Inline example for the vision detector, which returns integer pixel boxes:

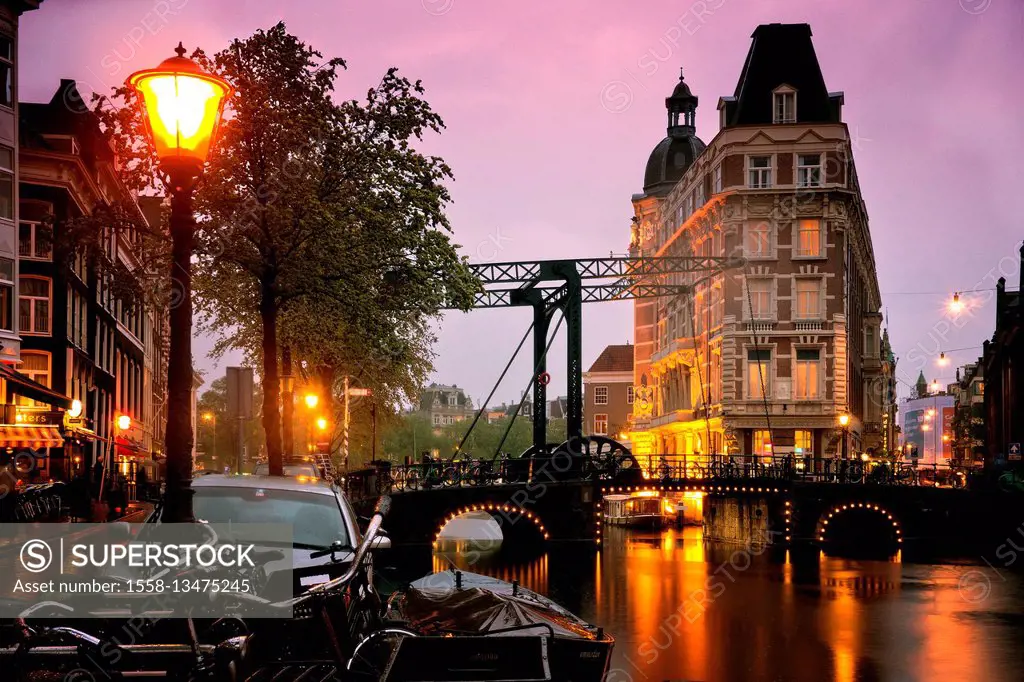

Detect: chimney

[1019,241,1024,291]
[997,277,1006,323]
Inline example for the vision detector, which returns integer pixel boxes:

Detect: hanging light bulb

[930,378,941,394]
[949,292,963,314]
[937,352,948,366]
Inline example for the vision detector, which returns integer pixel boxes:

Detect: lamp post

[128,44,231,523]
[838,413,850,460]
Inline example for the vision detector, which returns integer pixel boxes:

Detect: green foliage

[195,377,266,471]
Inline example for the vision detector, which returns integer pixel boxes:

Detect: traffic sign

[347,388,372,397]
[1010,443,1021,461]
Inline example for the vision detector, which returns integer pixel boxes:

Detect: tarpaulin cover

[396,570,599,640]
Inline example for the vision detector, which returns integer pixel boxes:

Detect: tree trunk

[281,345,294,457]
[260,281,283,476]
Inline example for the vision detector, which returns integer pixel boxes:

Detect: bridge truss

[458,255,743,454]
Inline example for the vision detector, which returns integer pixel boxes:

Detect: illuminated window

[773,89,795,124]
[748,156,772,189]
[593,414,608,435]
[746,279,772,320]
[18,352,51,408]
[794,279,821,319]
[797,154,822,188]
[796,219,821,257]
[19,276,51,335]
[795,430,813,455]
[594,386,608,405]
[0,257,12,331]
[747,349,771,399]
[795,349,820,399]
[745,222,772,258]
[753,430,773,456]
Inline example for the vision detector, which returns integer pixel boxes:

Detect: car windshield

[193,486,349,550]
[252,463,319,478]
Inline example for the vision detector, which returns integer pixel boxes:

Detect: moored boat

[378,569,613,681]
[603,493,664,529]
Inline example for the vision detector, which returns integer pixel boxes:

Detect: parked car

[251,461,322,479]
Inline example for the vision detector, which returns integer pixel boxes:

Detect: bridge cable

[744,267,775,456]
[495,309,566,457]
[452,320,537,461]
[689,276,713,461]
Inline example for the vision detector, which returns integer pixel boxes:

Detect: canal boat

[377,569,614,681]
[603,493,664,529]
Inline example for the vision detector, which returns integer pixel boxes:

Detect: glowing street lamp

[304,393,319,409]
[316,417,329,432]
[949,292,963,314]
[68,399,83,419]
[838,413,850,460]
[128,44,231,523]
[937,352,948,366]
[117,414,132,432]
[930,378,941,394]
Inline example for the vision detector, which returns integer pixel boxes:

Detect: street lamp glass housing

[117,414,132,431]
[69,399,83,418]
[950,292,963,314]
[127,44,231,176]
[316,417,328,431]
[838,414,850,427]
[305,394,319,409]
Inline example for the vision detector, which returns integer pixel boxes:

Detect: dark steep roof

[722,23,840,127]
[587,345,634,374]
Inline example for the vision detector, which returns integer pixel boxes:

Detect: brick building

[629,24,884,463]
[981,245,1024,468]
[583,344,633,438]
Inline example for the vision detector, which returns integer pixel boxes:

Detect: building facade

[417,383,475,426]
[981,247,1024,468]
[901,394,955,467]
[950,361,984,466]
[628,24,884,464]
[583,344,633,438]
[17,79,167,489]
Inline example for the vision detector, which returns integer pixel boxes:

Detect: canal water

[382,517,1024,682]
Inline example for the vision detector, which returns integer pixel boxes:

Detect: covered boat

[379,569,613,681]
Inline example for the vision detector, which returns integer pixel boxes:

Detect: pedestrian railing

[342,454,971,501]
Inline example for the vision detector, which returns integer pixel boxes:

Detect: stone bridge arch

[815,500,903,554]
[432,502,550,549]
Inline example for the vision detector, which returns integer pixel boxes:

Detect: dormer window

[772,85,796,124]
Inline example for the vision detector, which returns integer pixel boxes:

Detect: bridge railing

[341,455,965,500]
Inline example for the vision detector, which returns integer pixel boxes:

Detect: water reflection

[403,524,1024,682]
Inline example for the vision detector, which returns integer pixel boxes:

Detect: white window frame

[794,430,813,455]
[0,256,12,332]
[695,182,705,208]
[753,429,773,456]
[772,86,796,124]
[713,164,723,194]
[745,278,773,321]
[594,386,608,405]
[19,221,53,261]
[745,221,773,259]
[747,155,772,189]
[19,276,52,336]
[793,277,823,320]
[794,347,822,400]
[447,393,457,407]
[593,413,609,436]
[794,218,823,258]
[627,385,634,404]
[746,349,772,400]
[0,145,12,221]
[797,153,823,188]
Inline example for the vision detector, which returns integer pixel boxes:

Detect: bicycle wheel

[442,467,459,487]
[405,469,421,490]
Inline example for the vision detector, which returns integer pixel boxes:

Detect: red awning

[0,425,64,449]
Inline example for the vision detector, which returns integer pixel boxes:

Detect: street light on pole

[128,44,231,523]
[838,413,850,460]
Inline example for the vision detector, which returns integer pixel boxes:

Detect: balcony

[793,320,824,332]
[744,320,776,333]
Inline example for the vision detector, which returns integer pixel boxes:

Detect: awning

[0,364,72,409]
[0,425,65,449]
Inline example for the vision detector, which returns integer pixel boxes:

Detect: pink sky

[20,0,1024,406]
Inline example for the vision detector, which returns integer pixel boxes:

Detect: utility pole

[371,400,377,463]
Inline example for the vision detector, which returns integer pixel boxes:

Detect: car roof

[192,474,337,496]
